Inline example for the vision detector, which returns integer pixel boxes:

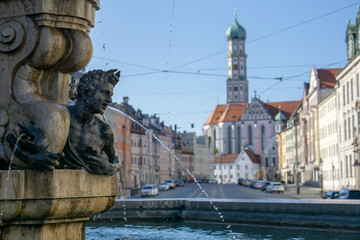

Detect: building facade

[214,149,260,184]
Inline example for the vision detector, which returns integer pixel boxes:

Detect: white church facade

[204,15,299,180]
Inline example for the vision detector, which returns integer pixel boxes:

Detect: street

[131,183,321,200]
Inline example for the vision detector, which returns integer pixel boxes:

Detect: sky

[88,0,360,135]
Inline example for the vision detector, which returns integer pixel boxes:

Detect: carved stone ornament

[0,0,100,171]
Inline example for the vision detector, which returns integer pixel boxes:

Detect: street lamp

[320,158,323,195]
[332,163,335,190]
[220,153,223,184]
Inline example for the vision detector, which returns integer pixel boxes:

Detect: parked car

[159,182,170,191]
[209,179,217,184]
[325,190,339,199]
[176,180,185,187]
[141,184,159,197]
[244,179,252,187]
[238,178,245,185]
[337,188,360,199]
[261,181,271,191]
[164,179,176,189]
[254,180,265,189]
[266,182,284,193]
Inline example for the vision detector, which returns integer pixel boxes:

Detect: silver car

[159,182,170,191]
[141,184,159,197]
[266,182,284,193]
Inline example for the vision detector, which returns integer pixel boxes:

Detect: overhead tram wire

[259,59,347,94]
[92,56,162,72]
[92,3,355,80]
[164,2,360,71]
[247,2,360,44]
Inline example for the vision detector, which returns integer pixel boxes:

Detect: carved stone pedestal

[0,170,119,240]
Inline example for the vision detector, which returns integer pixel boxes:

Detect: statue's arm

[104,128,118,162]
[81,126,120,175]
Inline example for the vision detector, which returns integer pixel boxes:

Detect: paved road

[131,183,321,200]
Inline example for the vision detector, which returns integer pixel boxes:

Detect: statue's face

[87,81,114,114]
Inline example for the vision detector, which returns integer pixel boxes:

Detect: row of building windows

[214,173,248,179]
[264,157,276,167]
[340,154,355,179]
[131,139,145,147]
[131,156,146,165]
[341,74,360,106]
[228,41,244,54]
[323,169,338,181]
[218,124,266,154]
[214,164,249,170]
[319,121,337,139]
[343,115,355,141]
[320,144,338,159]
[319,98,336,117]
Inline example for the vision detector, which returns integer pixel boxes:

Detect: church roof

[226,17,246,40]
[317,68,341,88]
[204,104,247,125]
[205,101,300,126]
[265,101,301,120]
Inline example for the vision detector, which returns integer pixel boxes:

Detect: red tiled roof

[204,105,227,125]
[265,101,301,119]
[317,68,341,88]
[204,104,247,125]
[289,101,302,120]
[244,149,261,164]
[214,154,238,164]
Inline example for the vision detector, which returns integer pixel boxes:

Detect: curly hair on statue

[76,69,120,101]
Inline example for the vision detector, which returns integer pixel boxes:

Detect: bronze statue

[60,69,121,175]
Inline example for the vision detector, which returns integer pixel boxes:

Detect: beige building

[298,67,340,187]
[179,132,214,180]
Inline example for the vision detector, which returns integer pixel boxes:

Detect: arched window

[261,125,266,150]
[237,126,241,153]
[228,126,232,153]
[272,157,276,167]
[265,157,268,167]
[248,125,252,145]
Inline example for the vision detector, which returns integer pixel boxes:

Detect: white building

[214,149,260,184]
[298,66,341,187]
[318,92,339,191]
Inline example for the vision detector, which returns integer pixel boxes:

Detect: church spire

[226,12,248,104]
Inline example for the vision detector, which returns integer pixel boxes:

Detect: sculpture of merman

[60,69,121,175]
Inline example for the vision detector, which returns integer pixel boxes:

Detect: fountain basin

[99,198,360,230]
[0,169,119,240]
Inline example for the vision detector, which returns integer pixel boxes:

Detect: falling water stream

[0,133,26,222]
[108,106,236,239]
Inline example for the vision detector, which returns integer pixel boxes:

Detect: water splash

[119,179,128,226]
[1,133,25,222]
[108,107,229,226]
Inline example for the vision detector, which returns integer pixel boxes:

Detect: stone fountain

[0,1,120,239]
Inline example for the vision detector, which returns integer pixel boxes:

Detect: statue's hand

[80,153,120,175]
[6,132,62,170]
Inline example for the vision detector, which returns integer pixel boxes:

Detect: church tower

[226,13,248,104]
